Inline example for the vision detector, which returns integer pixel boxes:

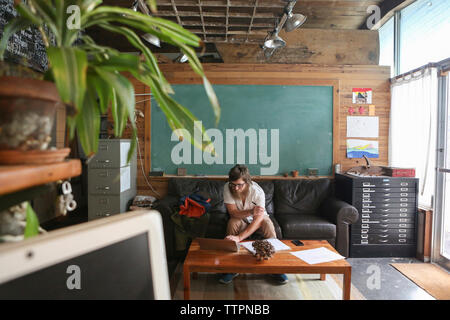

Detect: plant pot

[0,76,62,152]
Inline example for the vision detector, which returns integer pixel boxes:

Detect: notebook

[196,238,240,252]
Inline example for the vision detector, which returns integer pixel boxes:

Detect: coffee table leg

[343,270,351,300]
[183,265,190,300]
[320,274,326,281]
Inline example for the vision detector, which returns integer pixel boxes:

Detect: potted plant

[0,0,220,163]
[0,0,220,239]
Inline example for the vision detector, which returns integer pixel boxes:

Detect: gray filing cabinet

[88,139,137,220]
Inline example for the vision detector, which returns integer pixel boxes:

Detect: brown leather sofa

[155,178,358,275]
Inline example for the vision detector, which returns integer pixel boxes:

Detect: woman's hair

[228,164,252,184]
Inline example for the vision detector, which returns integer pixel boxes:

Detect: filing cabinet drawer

[358,217,415,224]
[352,233,415,241]
[88,167,133,195]
[359,212,415,219]
[356,192,415,199]
[353,222,415,229]
[352,237,416,245]
[88,195,121,220]
[356,201,416,209]
[356,187,415,193]
[360,207,416,214]
[88,139,134,169]
[353,178,417,188]
[352,227,415,234]
[357,197,416,205]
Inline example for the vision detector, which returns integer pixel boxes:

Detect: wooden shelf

[0,159,82,195]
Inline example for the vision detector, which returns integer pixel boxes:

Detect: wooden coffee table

[183,239,351,300]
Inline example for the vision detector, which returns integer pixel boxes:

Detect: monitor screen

[0,210,170,300]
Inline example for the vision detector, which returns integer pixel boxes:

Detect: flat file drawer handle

[361,235,368,239]
[379,239,389,243]
[384,193,391,196]
[400,198,408,202]
[400,193,408,197]
[383,188,391,191]
[363,182,374,187]
[361,229,368,234]
[96,159,111,163]
[399,229,407,233]
[362,224,369,228]
[401,182,409,186]
[400,208,407,212]
[381,214,389,217]
[363,188,374,192]
[361,241,369,244]
[362,214,370,218]
[380,229,389,233]
[96,186,110,190]
[381,219,389,222]
[400,213,407,217]
[362,219,370,223]
[362,209,372,213]
[380,224,389,227]
[400,203,408,207]
[363,193,370,198]
[401,188,408,191]
[382,209,390,212]
[399,234,407,238]
[399,239,406,243]
[399,224,407,227]
[379,234,389,238]
[400,219,408,222]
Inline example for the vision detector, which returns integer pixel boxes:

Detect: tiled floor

[347,257,435,300]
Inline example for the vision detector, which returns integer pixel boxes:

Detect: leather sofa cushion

[276,214,336,239]
[254,180,274,215]
[197,180,227,213]
[168,178,202,197]
[274,179,331,215]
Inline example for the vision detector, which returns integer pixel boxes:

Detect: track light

[263,32,286,50]
[142,33,160,47]
[174,54,188,63]
[284,12,307,32]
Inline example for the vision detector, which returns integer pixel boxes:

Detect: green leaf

[0,16,33,60]
[76,89,101,157]
[24,202,39,239]
[47,46,87,111]
[93,67,135,138]
[146,0,158,13]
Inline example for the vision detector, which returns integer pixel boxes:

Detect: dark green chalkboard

[151,84,333,176]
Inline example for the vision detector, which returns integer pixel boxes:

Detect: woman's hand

[225,235,241,243]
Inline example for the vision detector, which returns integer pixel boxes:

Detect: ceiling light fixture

[262,0,306,58]
[284,12,307,32]
[142,33,161,47]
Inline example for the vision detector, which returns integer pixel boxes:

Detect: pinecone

[252,240,275,261]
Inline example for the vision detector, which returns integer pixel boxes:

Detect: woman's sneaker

[270,274,289,285]
[219,273,239,284]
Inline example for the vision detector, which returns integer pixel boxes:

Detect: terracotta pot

[292,170,299,177]
[0,76,62,151]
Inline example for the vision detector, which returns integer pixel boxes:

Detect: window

[379,17,395,77]
[399,0,450,73]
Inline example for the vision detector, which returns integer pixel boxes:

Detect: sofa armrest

[319,197,359,257]
[153,195,179,260]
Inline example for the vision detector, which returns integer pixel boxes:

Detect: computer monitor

[0,210,170,300]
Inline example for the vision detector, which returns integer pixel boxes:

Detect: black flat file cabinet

[335,173,419,258]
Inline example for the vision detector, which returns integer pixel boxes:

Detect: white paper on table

[290,247,345,265]
[346,116,379,138]
[241,238,291,255]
